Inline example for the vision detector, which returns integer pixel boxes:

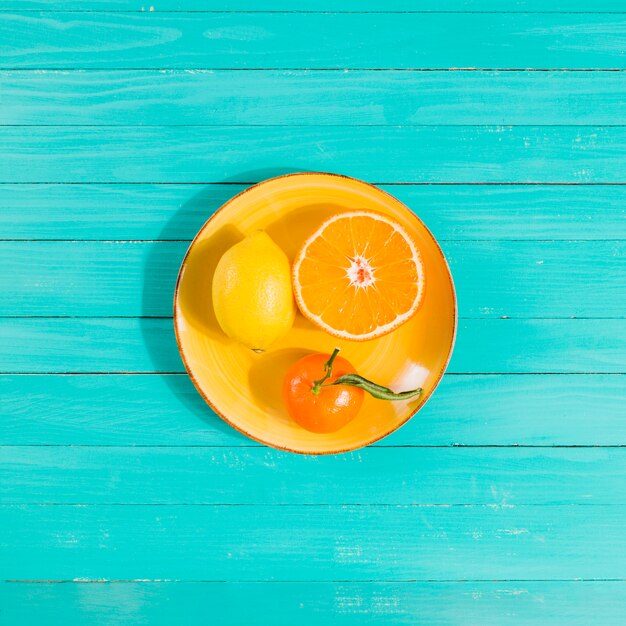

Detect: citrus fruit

[212,231,295,351]
[282,348,422,433]
[282,350,364,433]
[292,211,425,341]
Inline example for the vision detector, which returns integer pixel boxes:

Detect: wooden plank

[2,2,626,12]
[0,318,182,373]
[2,13,626,69]
[2,374,623,446]
[3,446,626,504]
[3,70,626,126]
[1,126,625,183]
[455,319,626,373]
[0,318,623,374]
[2,184,625,242]
[445,240,625,318]
[1,241,623,317]
[2,504,625,580]
[2,581,626,626]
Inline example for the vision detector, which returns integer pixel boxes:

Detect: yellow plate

[174,173,456,454]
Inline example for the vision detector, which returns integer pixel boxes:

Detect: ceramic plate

[174,173,456,454]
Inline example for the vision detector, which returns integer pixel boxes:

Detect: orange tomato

[282,351,364,433]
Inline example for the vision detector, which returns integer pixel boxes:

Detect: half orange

[292,210,425,341]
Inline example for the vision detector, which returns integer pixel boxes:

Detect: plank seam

[0,578,626,585]
[3,124,626,128]
[0,370,626,376]
[1,239,624,243]
[5,124,626,128]
[2,316,624,320]
[2,68,626,72]
[3,68,626,72]
[3,503,626,507]
[3,9,626,14]
[2,181,626,186]
[1,444,625,449]
[5,578,626,584]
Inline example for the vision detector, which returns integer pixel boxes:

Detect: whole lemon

[212,231,296,351]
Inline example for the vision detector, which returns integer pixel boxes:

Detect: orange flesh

[294,211,424,340]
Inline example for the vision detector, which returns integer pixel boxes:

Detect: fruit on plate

[292,210,425,341]
[282,348,422,433]
[212,231,296,352]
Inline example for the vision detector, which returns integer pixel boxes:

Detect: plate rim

[173,171,458,455]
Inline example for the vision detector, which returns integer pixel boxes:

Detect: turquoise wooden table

[1,2,625,624]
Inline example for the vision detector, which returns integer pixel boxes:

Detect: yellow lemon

[212,231,296,351]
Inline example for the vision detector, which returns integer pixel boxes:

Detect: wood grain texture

[3,70,626,126]
[3,446,626,505]
[3,1,626,11]
[2,13,626,69]
[2,374,623,446]
[2,184,625,241]
[2,1,625,617]
[2,581,626,626]
[2,240,623,317]
[1,318,623,374]
[2,504,626,580]
[2,126,625,183]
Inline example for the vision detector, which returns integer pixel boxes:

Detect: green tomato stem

[331,373,422,402]
[311,347,422,401]
[311,347,341,394]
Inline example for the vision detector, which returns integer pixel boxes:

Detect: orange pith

[292,210,425,341]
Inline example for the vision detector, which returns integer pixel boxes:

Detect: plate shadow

[140,167,298,440]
